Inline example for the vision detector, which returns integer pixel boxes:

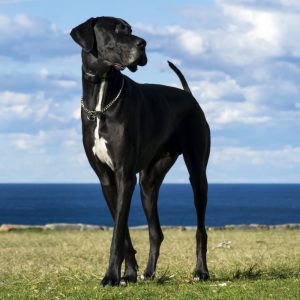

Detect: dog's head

[70,17,147,72]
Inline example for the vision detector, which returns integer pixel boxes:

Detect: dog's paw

[122,271,137,284]
[194,270,210,281]
[142,270,155,280]
[100,272,120,287]
[123,261,138,283]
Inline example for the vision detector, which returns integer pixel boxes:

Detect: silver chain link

[81,78,125,121]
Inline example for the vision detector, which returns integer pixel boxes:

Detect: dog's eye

[115,24,132,35]
[115,24,122,34]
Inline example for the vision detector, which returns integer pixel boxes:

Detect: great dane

[70,16,210,286]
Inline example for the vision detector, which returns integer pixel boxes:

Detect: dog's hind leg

[182,118,210,280]
[186,167,209,280]
[139,154,178,279]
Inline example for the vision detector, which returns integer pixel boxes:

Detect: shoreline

[0,223,299,232]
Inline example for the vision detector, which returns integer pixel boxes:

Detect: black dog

[70,17,210,286]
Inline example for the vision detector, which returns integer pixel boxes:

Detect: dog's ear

[70,18,96,52]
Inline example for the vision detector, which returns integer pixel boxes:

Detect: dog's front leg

[101,172,137,287]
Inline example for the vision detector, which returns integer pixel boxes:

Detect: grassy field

[0,228,299,299]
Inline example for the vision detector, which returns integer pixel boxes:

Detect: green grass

[0,228,299,299]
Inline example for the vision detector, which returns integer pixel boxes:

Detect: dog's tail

[168,61,192,94]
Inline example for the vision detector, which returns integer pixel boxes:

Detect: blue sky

[0,0,299,183]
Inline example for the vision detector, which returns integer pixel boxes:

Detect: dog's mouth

[103,50,147,73]
[114,62,137,72]
[113,62,138,72]
[113,63,126,71]
[126,53,148,72]
[100,35,148,72]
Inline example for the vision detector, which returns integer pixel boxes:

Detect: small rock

[218,282,227,287]
[214,240,232,249]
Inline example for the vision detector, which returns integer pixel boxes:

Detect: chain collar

[81,77,125,121]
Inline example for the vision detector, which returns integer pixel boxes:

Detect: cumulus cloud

[0,89,80,133]
[0,69,80,96]
[165,145,300,183]
[0,14,76,61]
[0,0,28,3]
[135,24,210,59]
[12,131,48,153]
[218,1,300,60]
[0,91,49,120]
[0,129,93,182]
[138,1,300,65]
[9,129,81,153]
[0,4,299,183]
[206,145,300,182]
[204,100,271,126]
[211,146,300,167]
[217,0,300,10]
[136,0,300,132]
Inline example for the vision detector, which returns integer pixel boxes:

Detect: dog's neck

[81,50,124,109]
[81,57,124,112]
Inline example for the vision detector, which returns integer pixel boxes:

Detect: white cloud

[9,128,81,153]
[0,129,93,182]
[186,74,299,127]
[217,0,300,10]
[40,67,49,79]
[164,145,300,183]
[0,0,29,4]
[135,24,209,57]
[177,30,208,56]
[0,14,47,40]
[218,11,280,65]
[12,131,47,153]
[0,6,299,183]
[0,91,49,120]
[0,14,76,61]
[203,100,271,126]
[55,79,77,89]
[72,106,81,120]
[217,1,300,60]
[207,145,300,183]
[192,76,242,101]
[211,146,300,168]
[139,0,300,65]
[136,1,300,130]
[0,68,80,97]
[0,89,81,125]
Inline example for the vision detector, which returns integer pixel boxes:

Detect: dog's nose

[136,38,146,48]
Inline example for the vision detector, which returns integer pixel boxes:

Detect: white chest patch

[92,80,114,170]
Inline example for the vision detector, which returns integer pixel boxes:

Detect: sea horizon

[1,183,299,227]
[1,182,299,185]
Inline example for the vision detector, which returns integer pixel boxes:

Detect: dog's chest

[92,81,114,170]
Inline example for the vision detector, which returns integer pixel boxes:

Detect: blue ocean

[0,184,299,226]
